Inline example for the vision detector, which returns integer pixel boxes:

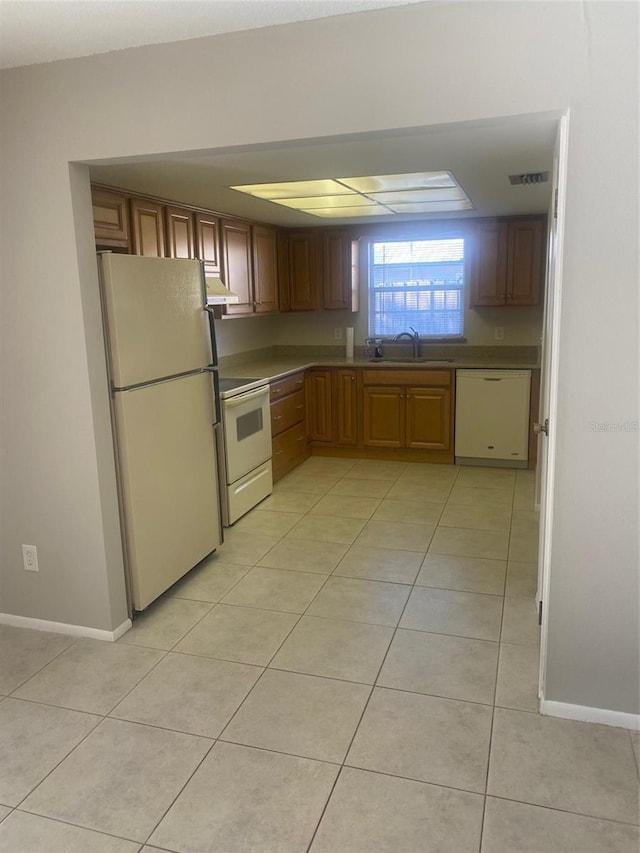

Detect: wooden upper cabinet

[470,220,508,307]
[252,224,279,314]
[130,198,166,257]
[506,218,544,305]
[221,219,253,315]
[195,212,220,276]
[165,206,195,259]
[91,188,130,249]
[322,230,353,310]
[288,231,319,311]
[470,216,545,307]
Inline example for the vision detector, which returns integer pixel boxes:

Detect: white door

[536,113,570,702]
[100,253,211,387]
[113,371,221,610]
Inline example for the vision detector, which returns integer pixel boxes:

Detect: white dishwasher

[455,370,531,466]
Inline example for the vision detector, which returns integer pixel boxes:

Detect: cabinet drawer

[272,421,308,479]
[270,371,306,402]
[362,369,451,387]
[271,390,305,437]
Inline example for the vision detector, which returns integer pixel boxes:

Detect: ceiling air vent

[509,172,550,186]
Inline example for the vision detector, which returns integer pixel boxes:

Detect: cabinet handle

[297,436,305,442]
[274,387,281,393]
[275,449,284,455]
[296,405,304,410]
[274,415,283,420]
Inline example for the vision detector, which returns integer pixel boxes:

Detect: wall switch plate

[494,326,505,341]
[334,327,343,341]
[22,544,39,572]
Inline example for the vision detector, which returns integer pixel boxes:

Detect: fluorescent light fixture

[229,171,473,218]
[367,187,467,204]
[305,205,392,218]
[230,179,352,199]
[338,171,457,192]
[275,194,369,210]
[387,199,473,213]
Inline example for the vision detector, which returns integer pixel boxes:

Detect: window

[367,237,465,338]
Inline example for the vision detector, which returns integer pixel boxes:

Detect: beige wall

[0,2,637,712]
[215,288,544,356]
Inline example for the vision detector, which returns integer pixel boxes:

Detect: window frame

[364,227,468,342]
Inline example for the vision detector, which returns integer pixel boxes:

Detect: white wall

[0,2,637,712]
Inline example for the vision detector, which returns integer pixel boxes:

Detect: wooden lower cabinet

[335,369,358,445]
[270,371,308,482]
[306,369,333,443]
[406,387,451,450]
[362,386,404,448]
[303,366,454,466]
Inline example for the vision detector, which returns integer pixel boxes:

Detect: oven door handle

[223,387,268,409]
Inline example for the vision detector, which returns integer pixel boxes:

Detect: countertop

[219,349,540,384]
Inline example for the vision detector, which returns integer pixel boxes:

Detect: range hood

[205,276,240,304]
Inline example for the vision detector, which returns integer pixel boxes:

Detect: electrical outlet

[334,327,343,341]
[494,326,505,341]
[22,544,39,572]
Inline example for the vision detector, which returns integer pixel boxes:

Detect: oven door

[222,386,272,483]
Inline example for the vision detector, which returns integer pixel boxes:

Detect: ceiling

[88,116,557,226]
[0,1,556,225]
[0,0,428,70]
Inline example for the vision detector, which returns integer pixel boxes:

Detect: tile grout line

[303,491,447,853]
[478,471,516,852]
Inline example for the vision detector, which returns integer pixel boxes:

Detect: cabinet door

[405,387,451,450]
[362,386,404,448]
[306,369,333,442]
[322,230,352,310]
[335,369,358,445]
[91,188,130,249]
[221,219,253,315]
[130,199,166,257]
[469,220,508,307]
[288,231,319,311]
[195,212,220,276]
[252,224,279,314]
[276,230,291,312]
[506,218,544,306]
[165,206,195,259]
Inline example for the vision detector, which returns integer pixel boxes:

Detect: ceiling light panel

[367,187,468,204]
[338,171,457,193]
[305,205,392,218]
[231,179,352,199]
[387,199,474,213]
[275,194,371,210]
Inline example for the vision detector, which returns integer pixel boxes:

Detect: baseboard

[0,612,132,642]
[540,696,640,731]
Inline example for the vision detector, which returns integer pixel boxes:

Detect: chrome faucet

[393,326,420,359]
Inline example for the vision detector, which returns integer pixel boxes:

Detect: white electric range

[217,377,273,526]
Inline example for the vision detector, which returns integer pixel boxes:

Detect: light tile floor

[1,459,639,852]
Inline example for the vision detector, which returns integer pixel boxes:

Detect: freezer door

[113,372,221,610]
[100,253,211,387]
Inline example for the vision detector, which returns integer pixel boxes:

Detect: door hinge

[533,418,549,436]
[538,600,543,626]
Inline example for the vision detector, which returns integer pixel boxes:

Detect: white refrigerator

[98,253,222,611]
